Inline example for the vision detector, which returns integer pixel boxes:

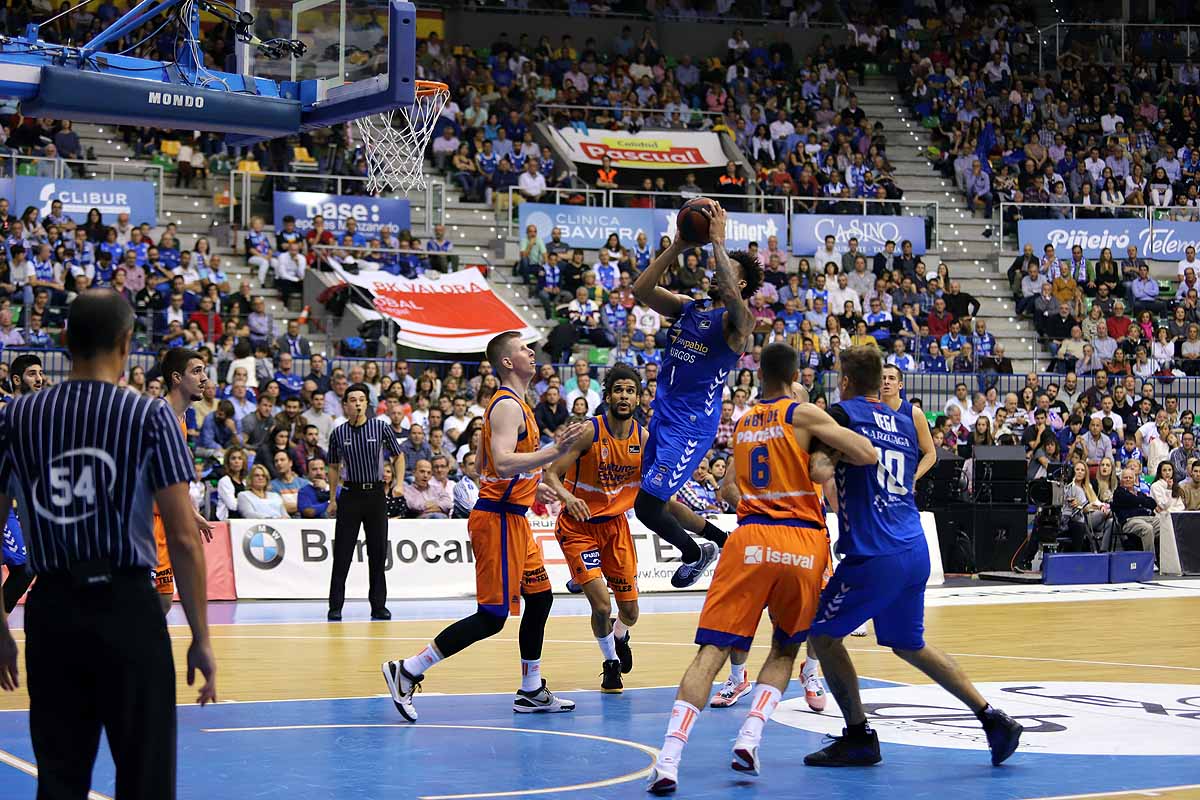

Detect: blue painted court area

[1,677,1197,799]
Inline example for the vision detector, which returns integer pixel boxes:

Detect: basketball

[676,197,715,245]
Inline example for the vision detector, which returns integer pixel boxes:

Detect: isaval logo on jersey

[243,524,285,570]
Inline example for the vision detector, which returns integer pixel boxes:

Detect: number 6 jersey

[731,396,825,529]
[830,396,924,557]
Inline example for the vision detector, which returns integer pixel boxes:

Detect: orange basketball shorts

[555,513,638,602]
[695,520,830,650]
[152,512,174,596]
[469,499,550,617]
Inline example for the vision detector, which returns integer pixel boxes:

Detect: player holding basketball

[383,332,589,720]
[155,348,215,613]
[632,201,761,587]
[804,346,1022,767]
[542,364,644,693]
[647,343,878,794]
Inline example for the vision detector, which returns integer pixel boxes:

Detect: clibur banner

[273,191,411,239]
[519,203,653,249]
[1018,218,1200,259]
[791,213,927,257]
[228,512,943,600]
[16,176,157,225]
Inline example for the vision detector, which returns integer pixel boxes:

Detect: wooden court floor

[2,595,1198,800]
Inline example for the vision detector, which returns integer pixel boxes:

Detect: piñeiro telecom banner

[519,203,653,249]
[273,191,410,239]
[650,208,788,251]
[557,128,728,169]
[791,213,927,256]
[16,177,157,225]
[1018,218,1200,259]
[337,268,539,353]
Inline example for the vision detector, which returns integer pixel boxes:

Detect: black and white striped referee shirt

[327,417,403,483]
[0,381,194,574]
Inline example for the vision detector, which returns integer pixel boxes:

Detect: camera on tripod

[1028,477,1066,551]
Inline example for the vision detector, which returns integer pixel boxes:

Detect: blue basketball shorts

[639,416,714,501]
[808,540,930,650]
[3,512,26,569]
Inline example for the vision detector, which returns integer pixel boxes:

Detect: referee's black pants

[25,571,175,800]
[329,485,389,614]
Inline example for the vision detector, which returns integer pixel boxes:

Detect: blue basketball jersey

[653,300,740,433]
[832,396,924,557]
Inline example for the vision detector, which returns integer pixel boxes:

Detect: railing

[1038,23,1200,71]
[0,153,165,217]
[535,103,727,129]
[996,201,1200,252]
[227,170,447,233]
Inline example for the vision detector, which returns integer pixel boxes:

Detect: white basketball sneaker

[710,676,752,708]
[804,674,828,712]
[381,660,422,722]
[731,741,761,775]
[646,758,679,794]
[513,680,576,713]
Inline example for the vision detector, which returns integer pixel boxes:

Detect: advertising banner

[273,191,411,239]
[557,128,729,170]
[649,207,788,251]
[791,213,926,256]
[228,513,944,600]
[518,203,654,249]
[1017,217,1200,260]
[334,268,539,353]
[16,176,157,225]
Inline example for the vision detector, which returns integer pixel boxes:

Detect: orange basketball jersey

[478,386,542,507]
[564,416,644,519]
[733,396,824,527]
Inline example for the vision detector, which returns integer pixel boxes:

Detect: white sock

[801,656,820,682]
[730,661,747,684]
[403,644,441,676]
[660,700,700,765]
[520,659,542,692]
[613,618,630,641]
[737,684,782,745]
[597,632,617,661]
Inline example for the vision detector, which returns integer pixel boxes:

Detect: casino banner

[791,213,927,257]
[557,128,729,170]
[227,513,945,600]
[334,267,539,353]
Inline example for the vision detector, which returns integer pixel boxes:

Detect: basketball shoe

[710,675,752,708]
[514,680,576,713]
[381,660,422,722]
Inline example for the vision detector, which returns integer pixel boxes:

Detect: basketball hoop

[354,80,450,194]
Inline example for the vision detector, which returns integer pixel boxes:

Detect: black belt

[37,561,151,590]
[474,498,530,515]
[342,481,383,492]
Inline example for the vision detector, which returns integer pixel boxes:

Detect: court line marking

[1022,784,1200,799]
[0,747,113,800]
[198,722,658,799]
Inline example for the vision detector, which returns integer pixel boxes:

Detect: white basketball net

[354,84,450,194]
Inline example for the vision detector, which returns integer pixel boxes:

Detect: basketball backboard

[237,0,417,130]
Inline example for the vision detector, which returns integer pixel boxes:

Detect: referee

[0,290,217,799]
[327,381,404,621]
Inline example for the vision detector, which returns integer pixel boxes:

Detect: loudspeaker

[936,502,976,573]
[973,445,1028,504]
[918,454,963,509]
[972,503,1029,572]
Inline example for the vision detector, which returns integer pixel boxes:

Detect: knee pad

[522,589,553,618]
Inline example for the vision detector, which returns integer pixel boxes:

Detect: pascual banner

[273,191,410,238]
[1018,218,1200,259]
[334,268,538,353]
[649,208,787,251]
[16,176,157,225]
[557,128,727,170]
[519,203,652,248]
[791,214,926,256]
[228,512,943,600]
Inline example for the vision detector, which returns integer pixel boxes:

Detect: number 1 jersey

[830,396,924,557]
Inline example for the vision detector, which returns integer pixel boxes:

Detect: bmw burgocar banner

[649,208,787,251]
[228,512,943,600]
[16,176,157,226]
[791,213,927,257]
[519,203,653,249]
[273,191,411,239]
[1018,218,1200,259]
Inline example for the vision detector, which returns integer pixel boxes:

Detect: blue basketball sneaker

[670,541,718,588]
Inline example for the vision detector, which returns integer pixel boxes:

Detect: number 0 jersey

[830,396,924,557]
[563,416,644,520]
[732,396,825,528]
